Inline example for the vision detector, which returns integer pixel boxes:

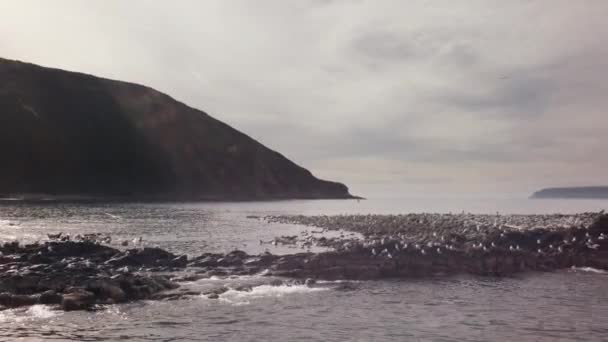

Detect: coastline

[1,212,606,311]
[0,193,364,204]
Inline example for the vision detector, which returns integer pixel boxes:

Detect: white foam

[571,266,607,274]
[27,305,59,319]
[214,284,327,305]
[315,279,360,284]
[0,305,60,323]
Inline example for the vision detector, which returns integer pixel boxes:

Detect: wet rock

[61,288,96,311]
[39,290,62,305]
[86,279,126,303]
[171,255,188,268]
[0,292,39,308]
[203,286,229,299]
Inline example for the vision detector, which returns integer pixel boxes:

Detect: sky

[1,0,607,197]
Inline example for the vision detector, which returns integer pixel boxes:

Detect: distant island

[531,186,608,199]
[0,58,355,201]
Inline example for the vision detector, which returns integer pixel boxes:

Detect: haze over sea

[0,196,606,341]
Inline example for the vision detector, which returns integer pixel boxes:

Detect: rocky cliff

[0,58,353,200]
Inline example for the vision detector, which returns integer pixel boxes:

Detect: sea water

[0,197,607,341]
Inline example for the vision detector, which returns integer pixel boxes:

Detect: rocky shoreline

[1,212,607,311]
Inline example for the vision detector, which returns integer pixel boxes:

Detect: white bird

[371,248,377,256]
[537,239,541,245]
[516,245,521,251]
[558,246,563,253]
[387,253,393,259]
[572,237,577,242]
[509,245,514,251]
[421,249,426,255]
[549,244,554,249]
[491,242,496,247]
[436,248,442,254]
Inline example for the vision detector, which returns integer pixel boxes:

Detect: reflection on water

[0,198,607,341]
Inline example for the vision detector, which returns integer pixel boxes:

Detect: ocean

[0,197,607,341]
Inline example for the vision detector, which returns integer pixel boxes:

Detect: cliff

[0,58,354,201]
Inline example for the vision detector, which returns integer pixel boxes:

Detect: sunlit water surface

[0,197,607,341]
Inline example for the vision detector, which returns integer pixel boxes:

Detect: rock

[0,292,39,308]
[86,279,126,303]
[203,286,229,299]
[61,289,96,311]
[170,255,188,268]
[39,290,62,305]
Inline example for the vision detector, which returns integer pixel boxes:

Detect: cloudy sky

[1,1,607,197]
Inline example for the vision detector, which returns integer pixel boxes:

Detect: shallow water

[0,197,607,341]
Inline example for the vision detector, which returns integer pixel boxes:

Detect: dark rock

[39,290,62,305]
[61,288,96,311]
[86,279,126,303]
[0,292,39,308]
[170,255,188,268]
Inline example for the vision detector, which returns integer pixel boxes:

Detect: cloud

[1,0,607,195]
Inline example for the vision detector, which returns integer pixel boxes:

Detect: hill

[531,186,608,199]
[0,58,354,201]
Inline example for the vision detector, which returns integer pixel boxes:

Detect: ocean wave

[27,305,59,319]
[571,266,607,274]
[212,284,328,305]
[0,305,60,323]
